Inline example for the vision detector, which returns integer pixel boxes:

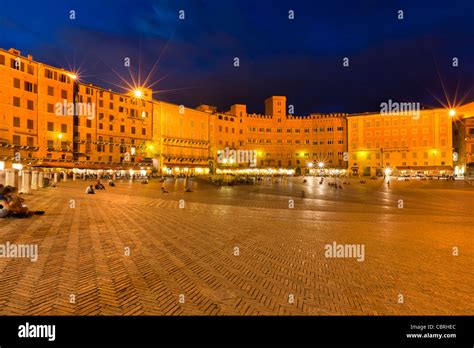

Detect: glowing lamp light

[58,133,63,139]
[134,89,143,98]
[449,109,456,117]
[384,168,392,176]
[307,162,314,168]
[318,162,324,168]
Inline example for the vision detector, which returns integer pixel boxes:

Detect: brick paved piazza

[0,176,473,315]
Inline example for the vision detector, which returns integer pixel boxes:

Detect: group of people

[85,180,113,194]
[0,185,45,218]
[327,182,343,189]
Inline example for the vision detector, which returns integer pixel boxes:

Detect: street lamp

[134,89,143,99]
[318,162,324,168]
[449,109,456,117]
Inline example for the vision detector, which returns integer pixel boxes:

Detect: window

[11,58,22,70]
[27,119,34,129]
[13,135,21,145]
[109,125,113,131]
[13,117,20,127]
[142,128,146,135]
[48,86,54,96]
[13,97,20,107]
[61,90,67,99]
[13,78,20,88]
[0,55,4,65]
[61,124,67,133]
[25,81,35,93]
[27,100,34,110]
[97,137,104,152]
[27,65,34,75]
[47,103,54,113]
[47,122,54,131]
[86,119,92,128]
[131,127,136,134]
[120,125,125,133]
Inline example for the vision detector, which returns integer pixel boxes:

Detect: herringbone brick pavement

[0,178,472,315]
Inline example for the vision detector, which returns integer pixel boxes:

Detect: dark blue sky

[1,0,474,115]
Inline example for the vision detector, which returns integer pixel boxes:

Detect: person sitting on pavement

[94,181,105,190]
[86,185,95,194]
[108,180,115,187]
[161,186,169,193]
[0,186,44,218]
[0,185,10,218]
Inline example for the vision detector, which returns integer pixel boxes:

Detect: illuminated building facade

[210,96,348,174]
[0,48,210,175]
[347,109,455,176]
[452,104,474,178]
[1,47,472,177]
[0,48,75,169]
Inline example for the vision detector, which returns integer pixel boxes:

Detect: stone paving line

[0,180,473,315]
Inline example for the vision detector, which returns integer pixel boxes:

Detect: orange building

[453,103,474,178]
[210,96,348,174]
[72,83,154,169]
[347,109,455,176]
[0,48,210,175]
[153,101,210,175]
[0,47,75,170]
[1,47,472,179]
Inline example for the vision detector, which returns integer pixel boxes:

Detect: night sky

[1,0,474,115]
